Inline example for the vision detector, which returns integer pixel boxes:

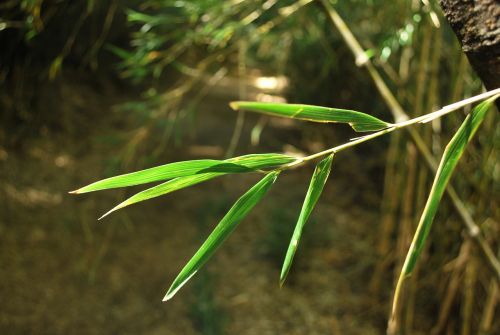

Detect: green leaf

[163,171,280,301]
[230,101,391,132]
[71,153,296,194]
[280,154,334,285]
[106,44,133,60]
[98,173,221,219]
[392,95,498,313]
[96,154,295,219]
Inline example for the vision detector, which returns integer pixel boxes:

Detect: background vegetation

[1,1,498,334]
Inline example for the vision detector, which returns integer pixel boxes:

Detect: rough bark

[439,0,500,91]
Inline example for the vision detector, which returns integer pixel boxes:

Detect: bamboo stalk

[370,131,404,294]
[461,250,477,335]
[428,27,443,157]
[410,25,442,320]
[431,240,471,335]
[317,0,500,283]
[84,0,118,69]
[479,277,499,334]
[371,14,415,291]
[403,18,435,333]
[226,40,248,157]
[399,144,418,334]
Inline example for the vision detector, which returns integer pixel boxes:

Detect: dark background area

[1,1,498,334]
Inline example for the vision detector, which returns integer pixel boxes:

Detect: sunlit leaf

[163,171,280,301]
[280,154,334,285]
[98,173,220,219]
[392,95,498,314]
[230,101,390,132]
[71,153,296,194]
[96,154,295,219]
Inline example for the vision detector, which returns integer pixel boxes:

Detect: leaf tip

[70,184,94,194]
[98,202,127,220]
[229,101,240,110]
[279,276,286,288]
[279,264,291,288]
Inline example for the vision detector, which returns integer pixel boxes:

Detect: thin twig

[317,0,500,284]
[278,90,500,170]
[226,41,248,157]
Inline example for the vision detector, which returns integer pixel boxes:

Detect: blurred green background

[1,1,498,334]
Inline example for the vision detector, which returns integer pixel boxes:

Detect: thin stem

[226,40,248,157]
[314,1,500,287]
[280,90,500,171]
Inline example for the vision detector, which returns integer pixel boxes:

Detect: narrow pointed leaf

[72,153,296,194]
[393,95,498,313]
[230,101,390,132]
[280,154,334,285]
[98,173,221,219]
[98,154,295,219]
[163,171,280,301]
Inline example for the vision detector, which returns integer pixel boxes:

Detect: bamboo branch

[318,0,500,283]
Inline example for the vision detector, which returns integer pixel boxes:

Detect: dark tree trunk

[439,0,500,92]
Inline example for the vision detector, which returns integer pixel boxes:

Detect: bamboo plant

[71,88,499,312]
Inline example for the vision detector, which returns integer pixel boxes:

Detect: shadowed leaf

[163,171,280,301]
[280,154,334,285]
[230,101,390,132]
[392,95,498,316]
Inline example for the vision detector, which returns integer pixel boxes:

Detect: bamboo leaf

[392,95,498,315]
[71,153,296,194]
[230,101,390,132]
[97,154,295,219]
[98,173,221,219]
[280,154,334,285]
[163,171,280,301]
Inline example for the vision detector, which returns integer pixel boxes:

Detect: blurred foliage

[0,0,121,76]
[0,0,128,146]
[106,1,497,333]
[1,1,498,333]
[188,198,229,335]
[110,0,485,151]
[189,269,226,335]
